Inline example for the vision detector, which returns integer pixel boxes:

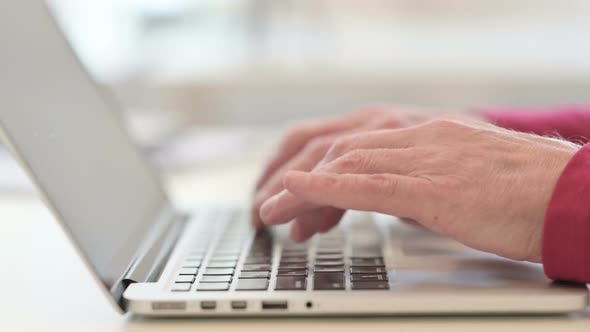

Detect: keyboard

[171,210,390,292]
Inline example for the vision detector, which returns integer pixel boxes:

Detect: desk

[0,155,589,332]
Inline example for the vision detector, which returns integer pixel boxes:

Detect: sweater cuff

[542,144,590,284]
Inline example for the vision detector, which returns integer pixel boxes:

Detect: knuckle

[366,174,399,197]
[435,116,463,128]
[378,116,402,128]
[326,136,354,160]
[331,150,367,172]
[304,137,332,156]
[314,174,339,191]
[421,117,462,134]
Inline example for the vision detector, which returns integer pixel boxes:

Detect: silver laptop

[0,1,587,317]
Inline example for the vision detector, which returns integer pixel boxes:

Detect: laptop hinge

[121,212,188,286]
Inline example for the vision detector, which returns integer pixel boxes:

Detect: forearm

[480,105,590,143]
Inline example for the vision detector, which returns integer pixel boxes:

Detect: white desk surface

[1,158,589,332]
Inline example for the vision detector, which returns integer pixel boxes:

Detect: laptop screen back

[0,1,170,299]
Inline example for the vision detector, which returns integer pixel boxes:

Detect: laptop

[0,1,587,317]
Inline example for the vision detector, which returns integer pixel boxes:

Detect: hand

[259,116,579,262]
[252,106,440,232]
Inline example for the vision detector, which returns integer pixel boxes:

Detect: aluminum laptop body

[0,1,587,317]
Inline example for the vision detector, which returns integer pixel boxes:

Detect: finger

[317,208,345,233]
[290,213,321,242]
[290,208,345,242]
[260,189,317,225]
[279,171,429,222]
[251,139,328,228]
[256,117,397,202]
[256,112,379,189]
[317,148,429,176]
[318,127,420,168]
[259,148,427,226]
[253,117,400,228]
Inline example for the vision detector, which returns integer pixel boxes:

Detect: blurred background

[2,0,590,197]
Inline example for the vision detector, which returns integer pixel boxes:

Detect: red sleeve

[542,144,590,284]
[480,105,590,144]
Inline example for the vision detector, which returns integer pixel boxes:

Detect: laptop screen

[0,1,170,302]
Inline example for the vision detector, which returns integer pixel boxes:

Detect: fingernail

[259,196,277,223]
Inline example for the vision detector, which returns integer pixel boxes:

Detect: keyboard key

[350,267,387,274]
[182,262,201,268]
[248,252,272,258]
[318,241,344,248]
[210,255,240,261]
[245,257,272,264]
[314,273,345,290]
[314,266,344,273]
[213,251,241,257]
[350,258,385,267]
[207,262,237,268]
[277,269,307,277]
[283,244,307,250]
[239,271,270,279]
[316,254,343,261]
[171,283,191,292]
[197,282,230,291]
[350,251,382,258]
[276,277,307,290]
[236,278,269,291]
[314,260,344,267]
[250,244,273,252]
[316,250,342,255]
[184,259,203,266]
[351,281,389,290]
[175,275,196,283]
[200,275,232,283]
[241,264,272,272]
[179,268,199,275]
[280,256,307,264]
[279,263,307,270]
[350,274,388,282]
[282,250,308,257]
[204,268,234,275]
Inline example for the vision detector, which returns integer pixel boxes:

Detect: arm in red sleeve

[542,144,590,284]
[480,105,590,283]
[480,105,590,143]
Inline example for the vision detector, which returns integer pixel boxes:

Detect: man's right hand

[251,106,436,235]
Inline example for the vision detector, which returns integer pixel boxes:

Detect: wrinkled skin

[252,106,438,232]
[254,110,579,263]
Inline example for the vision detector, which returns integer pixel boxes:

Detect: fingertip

[259,196,277,224]
[318,208,344,233]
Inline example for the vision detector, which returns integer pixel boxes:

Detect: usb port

[151,302,186,311]
[231,301,247,310]
[261,301,288,310]
[200,301,216,310]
